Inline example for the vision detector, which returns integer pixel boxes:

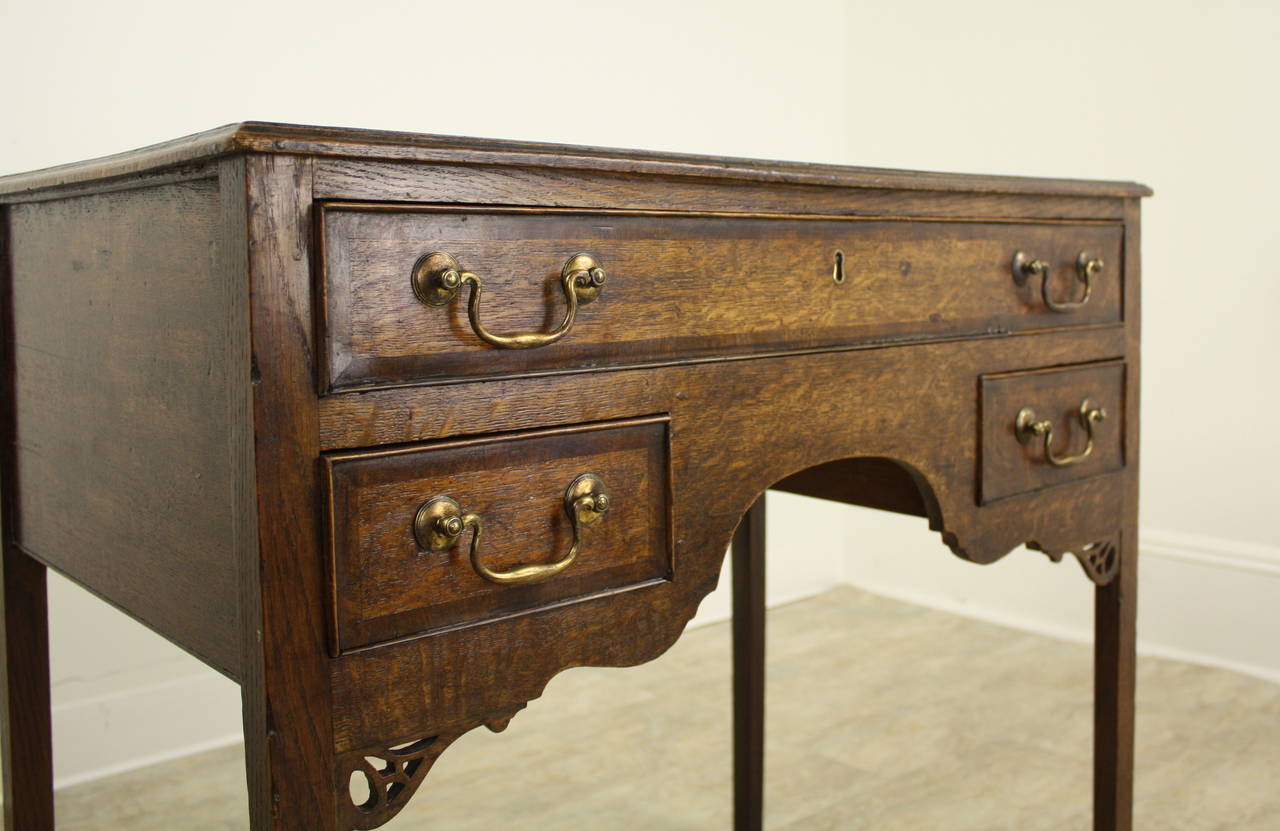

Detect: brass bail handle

[412,251,605,349]
[1015,399,1107,467]
[1012,251,1103,313]
[412,474,611,586]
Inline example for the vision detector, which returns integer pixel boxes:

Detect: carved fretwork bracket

[336,706,525,830]
[337,732,460,831]
[1032,538,1120,585]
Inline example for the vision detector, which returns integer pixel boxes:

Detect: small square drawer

[980,361,1126,503]
[324,415,672,653]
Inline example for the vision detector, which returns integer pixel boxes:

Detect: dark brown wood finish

[0,547,52,830]
[733,495,767,831]
[327,326,1132,748]
[317,326,1126,451]
[773,457,930,517]
[5,175,242,677]
[239,153,337,830]
[213,156,264,829]
[980,361,1127,503]
[0,208,55,830]
[320,205,1123,391]
[313,160,1131,222]
[325,416,672,651]
[1092,198,1143,831]
[0,123,1146,831]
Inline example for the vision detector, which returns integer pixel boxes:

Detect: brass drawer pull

[1012,251,1104,313]
[1015,399,1107,467]
[412,473,610,585]
[412,251,605,349]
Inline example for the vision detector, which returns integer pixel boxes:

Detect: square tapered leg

[732,494,767,831]
[1093,533,1137,831]
[1,545,54,831]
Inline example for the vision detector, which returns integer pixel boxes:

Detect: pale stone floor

[50,586,1280,829]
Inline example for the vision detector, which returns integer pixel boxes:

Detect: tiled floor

[47,586,1280,829]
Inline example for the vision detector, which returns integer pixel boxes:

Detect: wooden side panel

[1,204,56,830]
[7,178,242,677]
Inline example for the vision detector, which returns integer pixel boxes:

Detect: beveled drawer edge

[976,358,1128,506]
[320,413,675,657]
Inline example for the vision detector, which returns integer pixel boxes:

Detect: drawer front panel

[319,205,1123,391]
[325,416,672,652]
[980,362,1126,503]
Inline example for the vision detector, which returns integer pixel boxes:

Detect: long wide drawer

[318,204,1124,391]
[323,415,673,653]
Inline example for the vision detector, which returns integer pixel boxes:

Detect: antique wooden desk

[0,123,1148,830]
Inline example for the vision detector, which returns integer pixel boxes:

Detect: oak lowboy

[0,123,1148,830]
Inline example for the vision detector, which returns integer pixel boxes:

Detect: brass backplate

[413,495,464,551]
[564,473,609,524]
[411,251,463,306]
[562,253,604,305]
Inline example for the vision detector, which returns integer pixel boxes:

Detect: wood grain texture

[7,178,242,677]
[328,332,1132,757]
[239,154,336,830]
[320,206,1124,390]
[325,416,672,651]
[317,327,1127,451]
[214,156,263,828]
[980,361,1126,503]
[0,206,55,829]
[314,161,1129,221]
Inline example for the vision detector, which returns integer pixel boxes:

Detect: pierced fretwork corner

[336,706,526,831]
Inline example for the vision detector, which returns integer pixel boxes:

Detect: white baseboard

[843,520,1280,686]
[52,670,243,790]
[1141,528,1280,576]
[849,577,1280,687]
[1132,528,1280,683]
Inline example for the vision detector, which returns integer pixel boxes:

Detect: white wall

[832,0,1280,684]
[1,0,1276,787]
